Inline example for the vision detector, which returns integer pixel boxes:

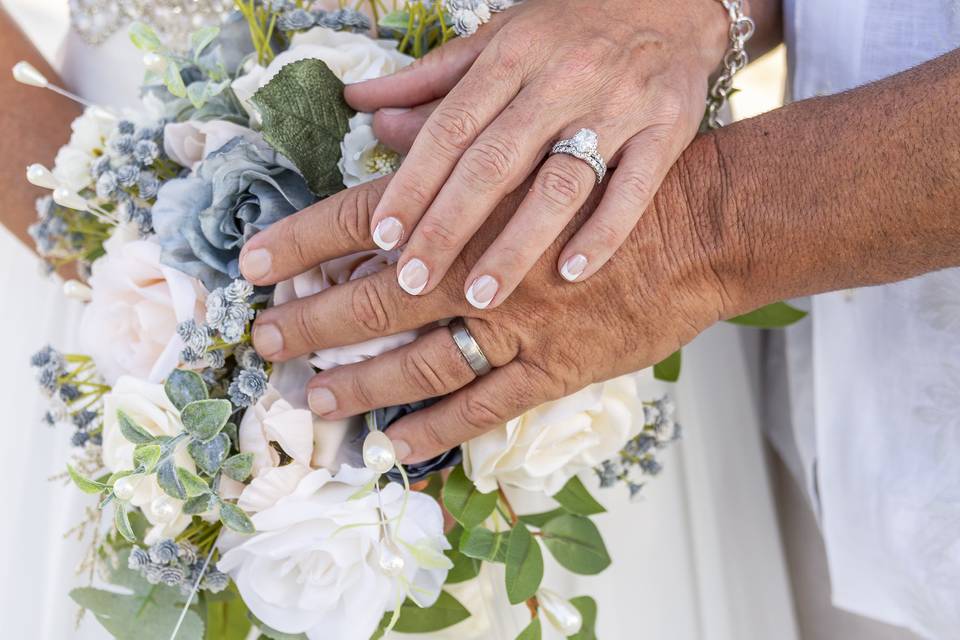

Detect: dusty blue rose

[152,137,315,291]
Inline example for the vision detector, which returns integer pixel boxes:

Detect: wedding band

[550,128,606,183]
[449,318,492,377]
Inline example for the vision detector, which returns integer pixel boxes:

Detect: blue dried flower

[134,139,160,165]
[316,8,371,32]
[158,566,186,587]
[89,433,102,446]
[110,134,136,156]
[116,164,141,188]
[138,171,160,199]
[205,349,226,370]
[71,430,89,447]
[202,570,229,593]
[277,8,315,31]
[59,384,81,402]
[149,539,180,564]
[128,547,151,569]
[72,409,98,429]
[236,367,267,398]
[96,171,119,199]
[91,155,112,180]
[234,344,264,370]
[152,138,315,292]
[117,120,136,135]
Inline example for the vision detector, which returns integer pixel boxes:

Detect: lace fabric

[68,0,235,46]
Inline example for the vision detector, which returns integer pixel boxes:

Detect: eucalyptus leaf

[391,591,470,633]
[183,493,217,516]
[67,464,107,495]
[114,505,136,543]
[156,459,187,500]
[190,26,220,58]
[222,452,254,482]
[442,465,498,529]
[222,422,239,450]
[518,508,566,529]
[541,515,611,575]
[251,59,354,197]
[118,410,156,444]
[568,596,598,640]
[181,399,232,441]
[133,444,162,473]
[205,594,252,640]
[653,349,682,382]
[378,9,411,31]
[176,466,210,497]
[220,501,255,534]
[505,524,544,605]
[164,60,187,98]
[129,22,163,52]
[164,369,208,411]
[727,301,807,328]
[552,477,606,516]
[516,617,542,640]
[459,527,508,563]
[188,433,230,475]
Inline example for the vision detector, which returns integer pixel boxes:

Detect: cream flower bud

[12,61,47,88]
[26,164,58,189]
[62,279,93,302]
[537,589,583,636]
[52,188,88,211]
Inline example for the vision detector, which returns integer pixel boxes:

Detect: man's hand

[239,150,731,463]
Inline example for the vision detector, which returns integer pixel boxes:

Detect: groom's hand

[239,143,740,463]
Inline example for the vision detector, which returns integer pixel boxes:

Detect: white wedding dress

[0,2,797,638]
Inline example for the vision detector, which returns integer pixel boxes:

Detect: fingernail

[373,217,404,250]
[390,438,412,462]
[308,387,338,415]
[560,254,588,282]
[466,274,499,309]
[240,248,272,281]
[379,107,411,116]
[252,323,284,359]
[398,258,429,295]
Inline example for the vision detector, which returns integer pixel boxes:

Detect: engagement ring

[550,128,606,183]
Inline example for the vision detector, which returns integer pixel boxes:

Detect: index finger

[238,177,389,286]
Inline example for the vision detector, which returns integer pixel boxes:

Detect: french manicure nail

[398,258,429,295]
[252,323,284,358]
[241,248,272,280]
[308,387,338,415]
[379,107,411,116]
[390,439,412,462]
[560,254,588,282]
[373,217,404,250]
[466,275,499,309]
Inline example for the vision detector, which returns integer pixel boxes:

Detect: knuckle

[490,37,526,73]
[420,419,449,453]
[292,303,323,346]
[417,217,462,253]
[427,106,480,154]
[336,189,375,246]
[460,135,519,188]
[283,221,311,270]
[535,164,586,209]
[617,168,655,211]
[350,278,392,335]
[401,350,448,397]
[589,217,625,249]
[399,178,434,210]
[458,393,506,432]
[348,373,377,409]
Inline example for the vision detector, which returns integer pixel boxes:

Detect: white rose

[52,107,115,192]
[162,120,267,170]
[338,113,400,188]
[79,233,206,385]
[218,465,451,640]
[101,376,196,544]
[463,375,646,494]
[274,250,418,369]
[232,27,413,120]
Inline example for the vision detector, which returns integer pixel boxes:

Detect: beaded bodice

[69,0,235,46]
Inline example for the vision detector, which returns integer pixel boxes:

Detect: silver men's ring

[449,318,492,377]
[549,128,606,183]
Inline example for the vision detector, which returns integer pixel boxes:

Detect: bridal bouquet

[18,2,692,639]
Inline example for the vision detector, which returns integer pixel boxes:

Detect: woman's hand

[239,145,736,463]
[344,0,729,308]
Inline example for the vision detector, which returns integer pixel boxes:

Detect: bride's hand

[239,141,738,463]
[343,0,730,308]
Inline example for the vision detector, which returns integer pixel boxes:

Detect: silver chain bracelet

[705,0,756,129]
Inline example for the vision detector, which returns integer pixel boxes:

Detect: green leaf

[518,508,566,529]
[552,476,606,516]
[379,9,412,32]
[222,452,254,482]
[392,591,470,633]
[183,493,218,515]
[459,527,508,562]
[727,301,807,328]
[188,433,230,475]
[114,505,136,543]
[251,58,355,197]
[164,60,187,98]
[117,410,156,444]
[133,444,162,473]
[181,399,232,441]
[442,465,498,529]
[444,527,480,584]
[505,525,544,605]
[653,349,682,382]
[156,459,187,500]
[190,26,220,58]
[176,466,210,497]
[165,369,209,411]
[541,515,611,575]
[248,614,307,640]
[568,596,598,640]
[222,422,239,450]
[129,22,163,52]
[220,501,255,534]
[204,592,251,640]
[67,464,107,494]
[516,617,542,640]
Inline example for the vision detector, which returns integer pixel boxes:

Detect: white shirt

[772,1,960,637]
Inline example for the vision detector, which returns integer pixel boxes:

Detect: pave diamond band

[549,128,606,184]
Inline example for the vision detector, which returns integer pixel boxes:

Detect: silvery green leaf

[164,369,208,411]
[219,501,255,534]
[378,9,411,32]
[221,452,254,482]
[67,464,107,495]
[176,466,209,497]
[117,410,155,444]
[133,444,162,473]
[156,459,187,500]
[164,60,187,98]
[188,433,230,475]
[251,59,354,197]
[190,26,220,58]
[182,493,217,515]
[107,469,135,485]
[114,505,136,543]
[129,22,163,52]
[222,422,239,450]
[181,399,232,441]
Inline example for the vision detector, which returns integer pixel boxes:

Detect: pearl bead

[12,61,48,88]
[363,431,396,474]
[378,540,406,577]
[537,588,583,636]
[26,164,57,190]
[150,495,177,523]
[113,476,137,501]
[63,280,93,302]
[52,188,88,211]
